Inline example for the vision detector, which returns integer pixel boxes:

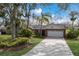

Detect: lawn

[66,39,79,56]
[0,35,43,56]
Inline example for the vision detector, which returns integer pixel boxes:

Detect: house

[31,23,66,38]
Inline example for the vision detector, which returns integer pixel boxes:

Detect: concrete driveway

[24,37,73,56]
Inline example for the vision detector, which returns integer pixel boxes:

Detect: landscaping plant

[19,28,33,37]
[0,37,29,48]
[66,28,79,39]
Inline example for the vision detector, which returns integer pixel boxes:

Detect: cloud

[34,8,42,14]
[31,8,42,16]
[52,14,55,18]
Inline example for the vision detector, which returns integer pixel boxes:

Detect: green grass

[66,39,79,56]
[0,35,43,56]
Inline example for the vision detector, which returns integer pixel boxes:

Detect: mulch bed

[0,43,32,51]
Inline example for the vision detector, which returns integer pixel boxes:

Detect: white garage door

[47,30,64,38]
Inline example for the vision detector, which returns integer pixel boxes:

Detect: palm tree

[23,3,51,28]
[69,11,78,30]
[57,3,79,30]
[37,13,52,36]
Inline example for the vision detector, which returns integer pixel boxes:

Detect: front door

[42,30,45,36]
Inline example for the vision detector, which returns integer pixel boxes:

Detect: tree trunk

[27,16,29,28]
[16,25,19,37]
[11,19,16,40]
[11,7,16,40]
[72,21,74,30]
[26,4,30,29]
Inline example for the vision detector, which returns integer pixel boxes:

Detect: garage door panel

[47,30,64,38]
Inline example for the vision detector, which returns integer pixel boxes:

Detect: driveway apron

[24,37,73,56]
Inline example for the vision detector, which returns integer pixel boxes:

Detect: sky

[31,3,79,24]
[0,3,79,25]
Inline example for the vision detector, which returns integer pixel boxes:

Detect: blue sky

[31,3,79,23]
[39,4,79,16]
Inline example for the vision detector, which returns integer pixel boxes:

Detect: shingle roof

[30,25,46,29]
[44,23,66,29]
[31,23,66,30]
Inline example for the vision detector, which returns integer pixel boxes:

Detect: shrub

[76,29,79,36]
[19,29,33,37]
[0,38,29,48]
[15,37,29,45]
[67,29,78,39]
